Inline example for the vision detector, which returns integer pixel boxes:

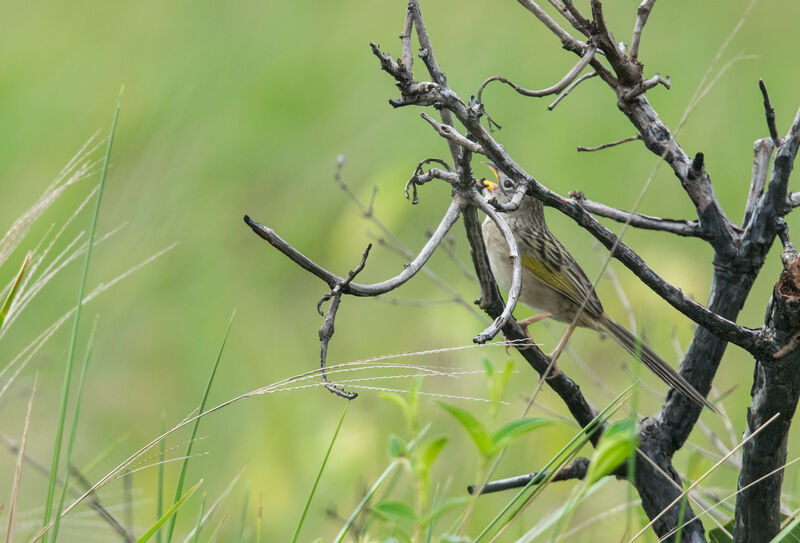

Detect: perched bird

[481,164,714,411]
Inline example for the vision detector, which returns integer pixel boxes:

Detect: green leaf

[380,392,409,418]
[585,419,638,486]
[490,418,557,454]
[439,402,492,457]
[482,357,495,376]
[373,500,418,522]
[388,434,406,458]
[0,251,30,331]
[136,479,203,543]
[418,437,448,472]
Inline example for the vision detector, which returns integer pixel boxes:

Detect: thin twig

[759,79,782,147]
[317,244,373,399]
[471,193,522,343]
[630,0,657,61]
[571,190,703,238]
[244,198,464,297]
[547,71,597,111]
[576,134,642,152]
[477,45,596,104]
[517,0,587,53]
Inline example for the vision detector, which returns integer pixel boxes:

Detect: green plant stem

[190,493,207,543]
[157,413,166,543]
[165,310,235,542]
[51,318,98,541]
[42,87,123,541]
[137,480,202,543]
[291,401,350,543]
[235,486,250,543]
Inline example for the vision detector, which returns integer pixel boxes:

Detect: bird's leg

[503,312,552,353]
[545,323,577,378]
[517,312,552,333]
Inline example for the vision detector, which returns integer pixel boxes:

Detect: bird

[480,164,715,411]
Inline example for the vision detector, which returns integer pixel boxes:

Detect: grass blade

[292,402,350,543]
[257,492,263,543]
[235,486,251,543]
[165,310,236,542]
[42,86,123,541]
[137,479,203,543]
[157,413,166,543]
[0,251,31,331]
[5,374,37,543]
[52,317,99,541]
[190,493,206,543]
[182,464,246,543]
[207,512,230,543]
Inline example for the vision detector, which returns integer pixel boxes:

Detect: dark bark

[735,255,800,542]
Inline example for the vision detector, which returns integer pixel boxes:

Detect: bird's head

[482,162,520,205]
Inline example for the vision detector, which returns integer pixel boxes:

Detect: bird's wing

[519,232,605,319]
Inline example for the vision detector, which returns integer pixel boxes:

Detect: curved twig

[405,162,458,204]
[244,198,464,297]
[489,183,527,213]
[471,192,522,344]
[477,45,597,104]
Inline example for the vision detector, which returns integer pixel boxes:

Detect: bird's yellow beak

[483,163,500,192]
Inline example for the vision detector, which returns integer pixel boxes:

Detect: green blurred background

[1,0,799,540]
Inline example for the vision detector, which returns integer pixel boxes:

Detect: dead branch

[548,71,597,110]
[630,0,657,61]
[244,198,462,297]
[317,244,372,399]
[476,45,597,104]
[576,134,641,152]
[570,190,704,238]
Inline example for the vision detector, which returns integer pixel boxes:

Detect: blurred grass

[1,0,799,540]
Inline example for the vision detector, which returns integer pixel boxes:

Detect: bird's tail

[599,314,716,412]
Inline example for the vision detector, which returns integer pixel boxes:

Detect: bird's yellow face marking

[483,163,500,192]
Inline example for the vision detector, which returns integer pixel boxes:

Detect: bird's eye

[502,179,514,191]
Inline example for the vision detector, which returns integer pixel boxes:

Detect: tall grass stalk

[235,486,250,543]
[157,413,166,543]
[292,401,350,543]
[42,87,123,541]
[51,317,99,541]
[137,480,203,543]
[5,374,37,543]
[165,309,236,542]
